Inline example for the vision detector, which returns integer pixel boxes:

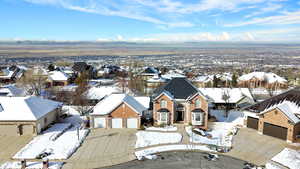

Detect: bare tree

[17,69,47,96]
[222,90,231,117]
[73,72,90,115]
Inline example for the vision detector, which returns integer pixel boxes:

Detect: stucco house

[90,94,147,129]
[152,78,209,130]
[244,88,300,143]
[47,71,70,86]
[0,96,62,136]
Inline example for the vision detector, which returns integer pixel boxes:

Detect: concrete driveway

[63,129,137,169]
[0,135,32,164]
[227,127,287,165]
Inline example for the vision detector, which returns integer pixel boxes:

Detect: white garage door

[127,118,138,128]
[112,118,123,128]
[94,117,106,128]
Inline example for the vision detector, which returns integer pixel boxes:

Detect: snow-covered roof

[134,96,150,109]
[92,94,146,115]
[260,100,300,124]
[193,73,232,83]
[0,96,62,121]
[198,88,254,104]
[161,73,186,80]
[0,69,14,79]
[86,86,121,100]
[48,71,69,81]
[147,75,167,83]
[238,72,287,84]
[0,85,27,97]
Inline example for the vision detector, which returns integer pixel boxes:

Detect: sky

[1,0,300,42]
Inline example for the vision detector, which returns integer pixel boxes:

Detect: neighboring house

[139,67,160,80]
[193,73,232,88]
[90,94,147,129]
[0,96,62,136]
[238,72,287,89]
[0,85,27,97]
[0,65,25,83]
[152,78,209,130]
[72,62,96,79]
[244,88,300,143]
[198,88,255,109]
[146,75,168,88]
[47,71,70,86]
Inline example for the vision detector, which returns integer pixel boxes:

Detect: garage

[263,122,287,140]
[0,125,17,136]
[112,118,123,128]
[247,117,259,130]
[21,125,34,135]
[127,118,138,128]
[94,117,106,128]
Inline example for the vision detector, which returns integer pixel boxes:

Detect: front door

[176,111,184,122]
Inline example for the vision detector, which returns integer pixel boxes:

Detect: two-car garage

[93,117,139,129]
[263,122,288,140]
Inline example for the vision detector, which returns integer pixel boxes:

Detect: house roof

[134,96,150,109]
[143,67,159,74]
[260,100,300,124]
[238,72,287,84]
[48,71,69,81]
[85,86,121,100]
[72,62,89,72]
[247,87,300,113]
[153,77,199,100]
[198,88,254,104]
[0,85,26,97]
[0,96,62,121]
[92,94,146,115]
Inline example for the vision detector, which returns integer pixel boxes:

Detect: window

[44,117,47,124]
[160,112,168,122]
[195,99,201,108]
[160,100,167,108]
[193,113,201,121]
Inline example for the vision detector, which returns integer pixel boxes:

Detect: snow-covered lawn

[14,107,89,160]
[186,123,238,147]
[135,131,182,148]
[0,161,64,169]
[270,148,300,169]
[145,126,177,132]
[210,110,244,125]
[135,144,216,160]
[265,163,282,169]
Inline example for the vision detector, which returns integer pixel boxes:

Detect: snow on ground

[14,107,89,160]
[0,161,64,169]
[135,131,182,148]
[210,110,244,125]
[135,144,216,160]
[14,123,89,160]
[265,163,282,169]
[145,126,177,132]
[271,148,300,169]
[186,123,237,147]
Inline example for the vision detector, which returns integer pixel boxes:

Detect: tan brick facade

[153,93,208,130]
[257,108,300,143]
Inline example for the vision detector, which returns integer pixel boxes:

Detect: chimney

[21,159,26,169]
[42,158,49,169]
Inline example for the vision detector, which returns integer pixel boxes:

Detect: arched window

[160,99,167,108]
[195,99,201,108]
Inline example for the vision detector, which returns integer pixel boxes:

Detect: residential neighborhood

[1,0,300,168]
[0,60,299,169]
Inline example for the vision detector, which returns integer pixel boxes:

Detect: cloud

[244,3,282,18]
[225,10,300,27]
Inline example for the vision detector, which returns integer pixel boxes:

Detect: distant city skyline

[1,0,300,42]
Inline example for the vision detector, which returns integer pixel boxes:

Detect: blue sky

[1,0,300,42]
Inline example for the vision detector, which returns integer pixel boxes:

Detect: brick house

[152,78,208,130]
[90,94,147,129]
[245,88,300,143]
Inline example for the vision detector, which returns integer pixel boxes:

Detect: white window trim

[160,100,167,108]
[159,112,168,122]
[192,112,203,125]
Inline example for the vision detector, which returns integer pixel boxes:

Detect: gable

[110,103,140,118]
[262,108,292,126]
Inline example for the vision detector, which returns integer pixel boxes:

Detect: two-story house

[152,78,208,130]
